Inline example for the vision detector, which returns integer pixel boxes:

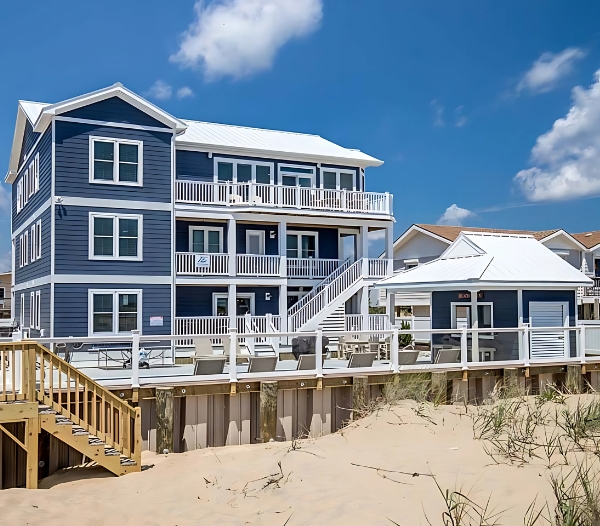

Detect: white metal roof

[377,232,593,291]
[19,101,49,124]
[176,120,383,167]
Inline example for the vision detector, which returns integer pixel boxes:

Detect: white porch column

[228,283,237,330]
[470,290,479,362]
[386,292,396,326]
[385,225,394,277]
[359,225,369,276]
[279,282,288,333]
[361,285,370,333]
[228,218,237,277]
[279,219,287,277]
[517,289,523,359]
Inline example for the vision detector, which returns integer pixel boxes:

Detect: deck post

[580,324,587,364]
[567,364,584,394]
[352,376,369,418]
[431,372,447,405]
[316,328,324,380]
[460,327,468,370]
[391,327,399,373]
[155,387,174,454]
[25,417,38,489]
[260,381,278,442]
[131,330,140,389]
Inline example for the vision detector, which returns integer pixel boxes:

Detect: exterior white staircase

[288,258,388,332]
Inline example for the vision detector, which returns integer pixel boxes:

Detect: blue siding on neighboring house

[237,223,279,255]
[287,226,339,259]
[176,285,280,317]
[14,208,52,284]
[19,120,41,167]
[176,220,228,253]
[53,283,171,337]
[54,121,172,202]
[176,149,362,189]
[54,206,171,275]
[61,96,170,128]
[12,127,52,230]
[14,284,51,338]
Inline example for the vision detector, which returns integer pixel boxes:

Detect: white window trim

[36,220,42,260]
[450,301,494,338]
[320,167,357,191]
[35,290,40,330]
[286,231,319,259]
[30,292,34,329]
[278,164,316,187]
[20,293,24,327]
[23,230,29,266]
[18,234,23,268]
[213,157,275,185]
[31,224,36,262]
[246,230,266,255]
[212,293,255,316]
[188,226,224,253]
[89,212,143,261]
[88,289,143,337]
[89,136,144,187]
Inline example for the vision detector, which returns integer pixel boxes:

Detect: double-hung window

[89,213,142,260]
[279,165,315,188]
[30,291,40,330]
[214,158,274,185]
[30,220,42,262]
[89,290,141,336]
[16,153,40,214]
[321,168,356,191]
[189,226,223,253]
[89,137,143,186]
[286,232,318,259]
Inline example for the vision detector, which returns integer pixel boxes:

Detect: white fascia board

[391,224,452,252]
[375,280,592,291]
[540,229,587,251]
[175,143,383,169]
[5,107,27,183]
[33,83,187,135]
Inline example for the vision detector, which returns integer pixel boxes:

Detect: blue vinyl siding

[287,226,339,259]
[176,150,362,189]
[321,164,362,191]
[61,96,169,128]
[176,220,228,253]
[12,127,52,230]
[14,208,52,284]
[14,284,51,338]
[54,121,172,202]
[54,206,171,275]
[176,286,280,317]
[19,120,41,167]
[53,283,171,337]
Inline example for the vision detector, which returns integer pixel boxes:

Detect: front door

[246,230,265,255]
[529,301,569,359]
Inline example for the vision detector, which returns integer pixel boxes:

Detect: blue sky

[2,0,600,265]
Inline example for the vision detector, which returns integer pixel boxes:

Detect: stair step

[38,405,57,415]
[72,426,90,436]
[120,458,136,466]
[104,447,120,456]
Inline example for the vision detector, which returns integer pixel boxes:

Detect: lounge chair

[193,356,227,375]
[397,350,420,366]
[347,352,376,368]
[296,354,327,370]
[435,348,461,364]
[248,355,278,373]
[194,337,214,357]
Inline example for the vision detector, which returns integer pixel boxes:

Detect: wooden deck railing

[0,342,141,466]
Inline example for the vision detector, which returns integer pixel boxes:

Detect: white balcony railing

[175,315,282,346]
[368,258,391,278]
[287,258,345,279]
[176,181,392,215]
[237,255,282,276]
[176,253,229,275]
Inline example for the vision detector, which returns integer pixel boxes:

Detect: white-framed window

[35,290,40,330]
[286,231,318,259]
[30,224,36,261]
[29,291,40,330]
[213,293,255,316]
[23,230,29,266]
[320,168,356,191]
[36,220,41,260]
[246,230,265,255]
[89,136,143,186]
[214,158,274,185]
[450,302,494,331]
[88,289,142,336]
[30,292,34,328]
[16,153,40,215]
[16,179,22,213]
[279,164,315,188]
[18,234,23,268]
[189,226,223,253]
[89,213,143,260]
[20,293,24,327]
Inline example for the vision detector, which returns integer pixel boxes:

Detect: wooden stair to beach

[1,342,142,488]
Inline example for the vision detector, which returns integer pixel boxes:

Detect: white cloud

[437,204,474,226]
[517,47,585,95]
[177,86,194,99]
[515,70,600,201]
[430,99,444,127]
[170,0,323,80]
[368,229,386,246]
[454,106,467,127]
[0,185,11,215]
[145,80,173,100]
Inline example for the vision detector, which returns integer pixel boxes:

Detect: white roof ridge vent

[462,231,536,239]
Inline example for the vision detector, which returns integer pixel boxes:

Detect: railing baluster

[11,348,16,401]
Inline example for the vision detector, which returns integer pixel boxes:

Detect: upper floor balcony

[175,180,393,216]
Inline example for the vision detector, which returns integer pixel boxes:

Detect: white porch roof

[377,232,593,291]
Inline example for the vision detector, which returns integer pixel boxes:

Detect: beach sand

[0,400,560,525]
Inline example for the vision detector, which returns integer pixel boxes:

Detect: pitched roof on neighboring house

[378,232,592,291]
[572,231,600,250]
[415,224,560,242]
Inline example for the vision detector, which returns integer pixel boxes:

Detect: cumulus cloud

[177,86,194,99]
[0,185,11,215]
[145,80,173,100]
[454,106,467,127]
[437,204,475,226]
[515,70,600,201]
[430,99,444,127]
[368,229,386,246]
[170,0,323,80]
[517,47,585,95]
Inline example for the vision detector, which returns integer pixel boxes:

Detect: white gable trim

[440,232,486,259]
[391,224,452,252]
[539,229,587,251]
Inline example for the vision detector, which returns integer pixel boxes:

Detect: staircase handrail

[288,258,352,318]
[289,259,364,332]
